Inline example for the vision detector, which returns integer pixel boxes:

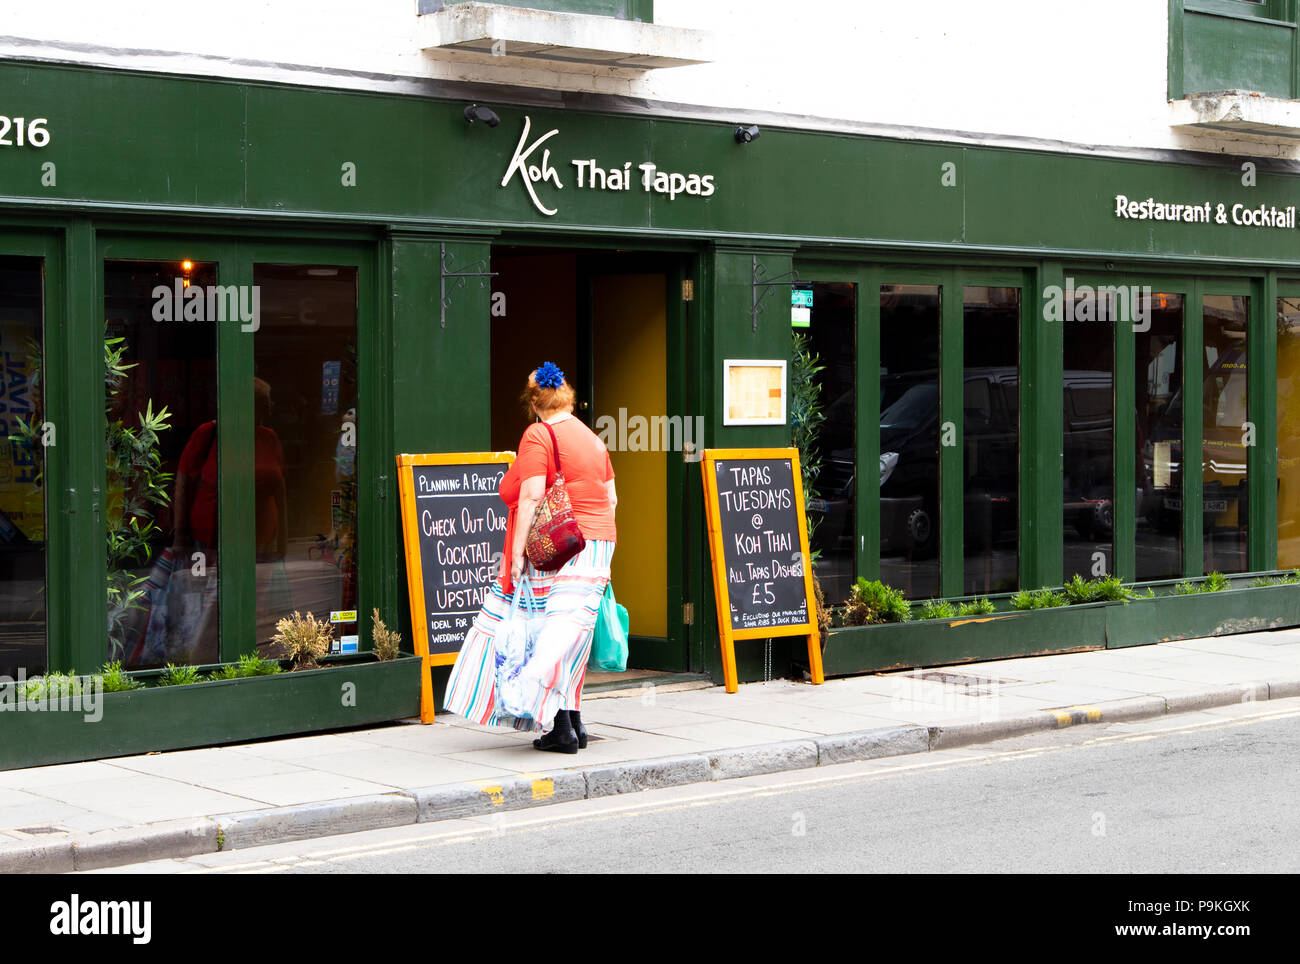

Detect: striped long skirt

[444,539,614,734]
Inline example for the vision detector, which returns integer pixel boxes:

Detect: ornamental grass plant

[371,608,403,661]
[271,611,334,670]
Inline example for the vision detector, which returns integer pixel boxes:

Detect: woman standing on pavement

[444,363,617,753]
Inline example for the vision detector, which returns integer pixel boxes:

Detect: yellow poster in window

[0,318,44,542]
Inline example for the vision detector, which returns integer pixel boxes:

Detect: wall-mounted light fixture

[464,104,501,127]
[734,125,760,144]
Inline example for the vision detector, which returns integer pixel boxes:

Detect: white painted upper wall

[0,0,1286,158]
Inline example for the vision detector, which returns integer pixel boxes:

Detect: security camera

[464,104,501,127]
[734,125,760,144]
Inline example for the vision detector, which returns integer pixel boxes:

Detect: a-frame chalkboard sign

[397,451,514,722]
[700,447,825,693]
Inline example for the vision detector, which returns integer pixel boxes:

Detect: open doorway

[489,246,683,673]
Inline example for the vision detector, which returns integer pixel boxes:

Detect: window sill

[1170,90,1300,140]
[1184,1,1295,29]
[417,1,712,71]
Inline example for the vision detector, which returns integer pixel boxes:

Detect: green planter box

[821,603,1110,677]
[818,584,1300,678]
[1104,584,1300,648]
[0,656,422,771]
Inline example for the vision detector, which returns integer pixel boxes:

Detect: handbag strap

[540,420,564,479]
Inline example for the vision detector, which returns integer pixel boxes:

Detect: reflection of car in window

[808,367,1022,559]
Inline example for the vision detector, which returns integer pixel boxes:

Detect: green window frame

[1065,271,1270,583]
[1171,0,1300,99]
[0,229,67,670]
[1186,0,1291,22]
[1271,275,1300,569]
[67,232,382,674]
[796,260,1037,604]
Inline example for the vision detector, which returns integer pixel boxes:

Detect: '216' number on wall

[0,117,50,147]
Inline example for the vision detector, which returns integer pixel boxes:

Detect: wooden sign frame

[396,451,514,722]
[700,447,824,693]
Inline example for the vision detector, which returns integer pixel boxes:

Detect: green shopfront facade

[3,58,1300,763]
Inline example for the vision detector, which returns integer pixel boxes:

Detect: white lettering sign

[1113,194,1296,230]
[501,116,716,216]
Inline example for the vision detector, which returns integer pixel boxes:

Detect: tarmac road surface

[98,697,1300,874]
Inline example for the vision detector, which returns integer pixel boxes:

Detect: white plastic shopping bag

[493,576,549,719]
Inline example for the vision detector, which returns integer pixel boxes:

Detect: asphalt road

[105,698,1300,874]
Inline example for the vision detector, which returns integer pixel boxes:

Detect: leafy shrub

[240,653,279,677]
[1062,574,1133,604]
[21,671,84,701]
[156,663,203,687]
[956,597,996,616]
[371,608,404,661]
[98,660,143,693]
[1201,571,1230,593]
[211,653,281,679]
[1090,575,1134,601]
[1010,587,1069,610]
[919,599,956,620]
[791,332,827,559]
[844,578,911,625]
[1253,570,1300,587]
[1169,572,1232,594]
[1062,574,1095,605]
[271,611,334,670]
[240,653,282,676]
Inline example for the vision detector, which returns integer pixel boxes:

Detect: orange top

[497,415,617,591]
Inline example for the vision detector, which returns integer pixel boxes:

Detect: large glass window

[252,264,359,652]
[962,287,1019,595]
[800,283,856,604]
[1063,293,1114,579]
[0,256,47,676]
[104,259,220,667]
[1279,296,1300,568]
[1135,292,1185,581]
[1202,295,1249,573]
[879,284,941,599]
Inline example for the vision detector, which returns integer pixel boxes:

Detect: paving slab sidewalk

[3,628,1300,872]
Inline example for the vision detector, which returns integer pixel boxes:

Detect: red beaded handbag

[524,421,587,571]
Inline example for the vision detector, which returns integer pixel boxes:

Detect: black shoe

[533,710,578,754]
[571,710,589,749]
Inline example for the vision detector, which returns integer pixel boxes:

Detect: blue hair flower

[535,362,565,389]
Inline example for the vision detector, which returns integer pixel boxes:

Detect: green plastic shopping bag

[589,583,629,672]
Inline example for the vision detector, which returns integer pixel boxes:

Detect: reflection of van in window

[810,367,1020,558]
[809,368,1132,556]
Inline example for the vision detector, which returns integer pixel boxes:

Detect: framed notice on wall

[723,359,787,425]
[396,451,513,722]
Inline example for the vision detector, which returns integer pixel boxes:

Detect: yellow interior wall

[593,274,667,638]
[1279,332,1300,567]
